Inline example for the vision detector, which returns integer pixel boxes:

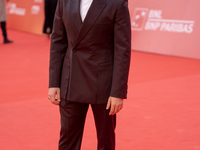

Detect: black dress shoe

[4,39,13,44]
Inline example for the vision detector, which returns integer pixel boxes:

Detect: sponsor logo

[31,5,40,14]
[34,0,43,3]
[131,8,149,31]
[132,9,195,34]
[6,3,26,16]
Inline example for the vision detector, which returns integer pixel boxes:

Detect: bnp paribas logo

[6,2,26,16]
[131,8,195,34]
[131,8,149,31]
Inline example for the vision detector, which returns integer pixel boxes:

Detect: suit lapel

[74,0,107,47]
[70,0,82,32]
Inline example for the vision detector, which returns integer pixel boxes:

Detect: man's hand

[48,87,61,105]
[106,96,123,115]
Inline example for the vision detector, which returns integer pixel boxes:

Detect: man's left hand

[106,96,123,115]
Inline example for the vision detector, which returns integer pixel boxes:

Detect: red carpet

[0,30,200,150]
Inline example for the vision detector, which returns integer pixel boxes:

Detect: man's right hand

[48,87,61,105]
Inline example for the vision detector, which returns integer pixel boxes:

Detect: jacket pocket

[97,62,113,103]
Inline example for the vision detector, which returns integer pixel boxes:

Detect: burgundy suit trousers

[59,99,116,150]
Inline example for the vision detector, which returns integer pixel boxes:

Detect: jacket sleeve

[49,0,68,88]
[110,0,131,99]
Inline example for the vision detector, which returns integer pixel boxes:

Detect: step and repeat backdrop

[129,0,200,59]
[6,0,44,35]
[6,0,200,59]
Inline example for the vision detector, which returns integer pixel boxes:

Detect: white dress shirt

[80,0,93,22]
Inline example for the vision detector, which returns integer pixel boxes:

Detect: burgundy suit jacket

[49,0,131,104]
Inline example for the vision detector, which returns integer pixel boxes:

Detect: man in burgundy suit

[48,0,131,149]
